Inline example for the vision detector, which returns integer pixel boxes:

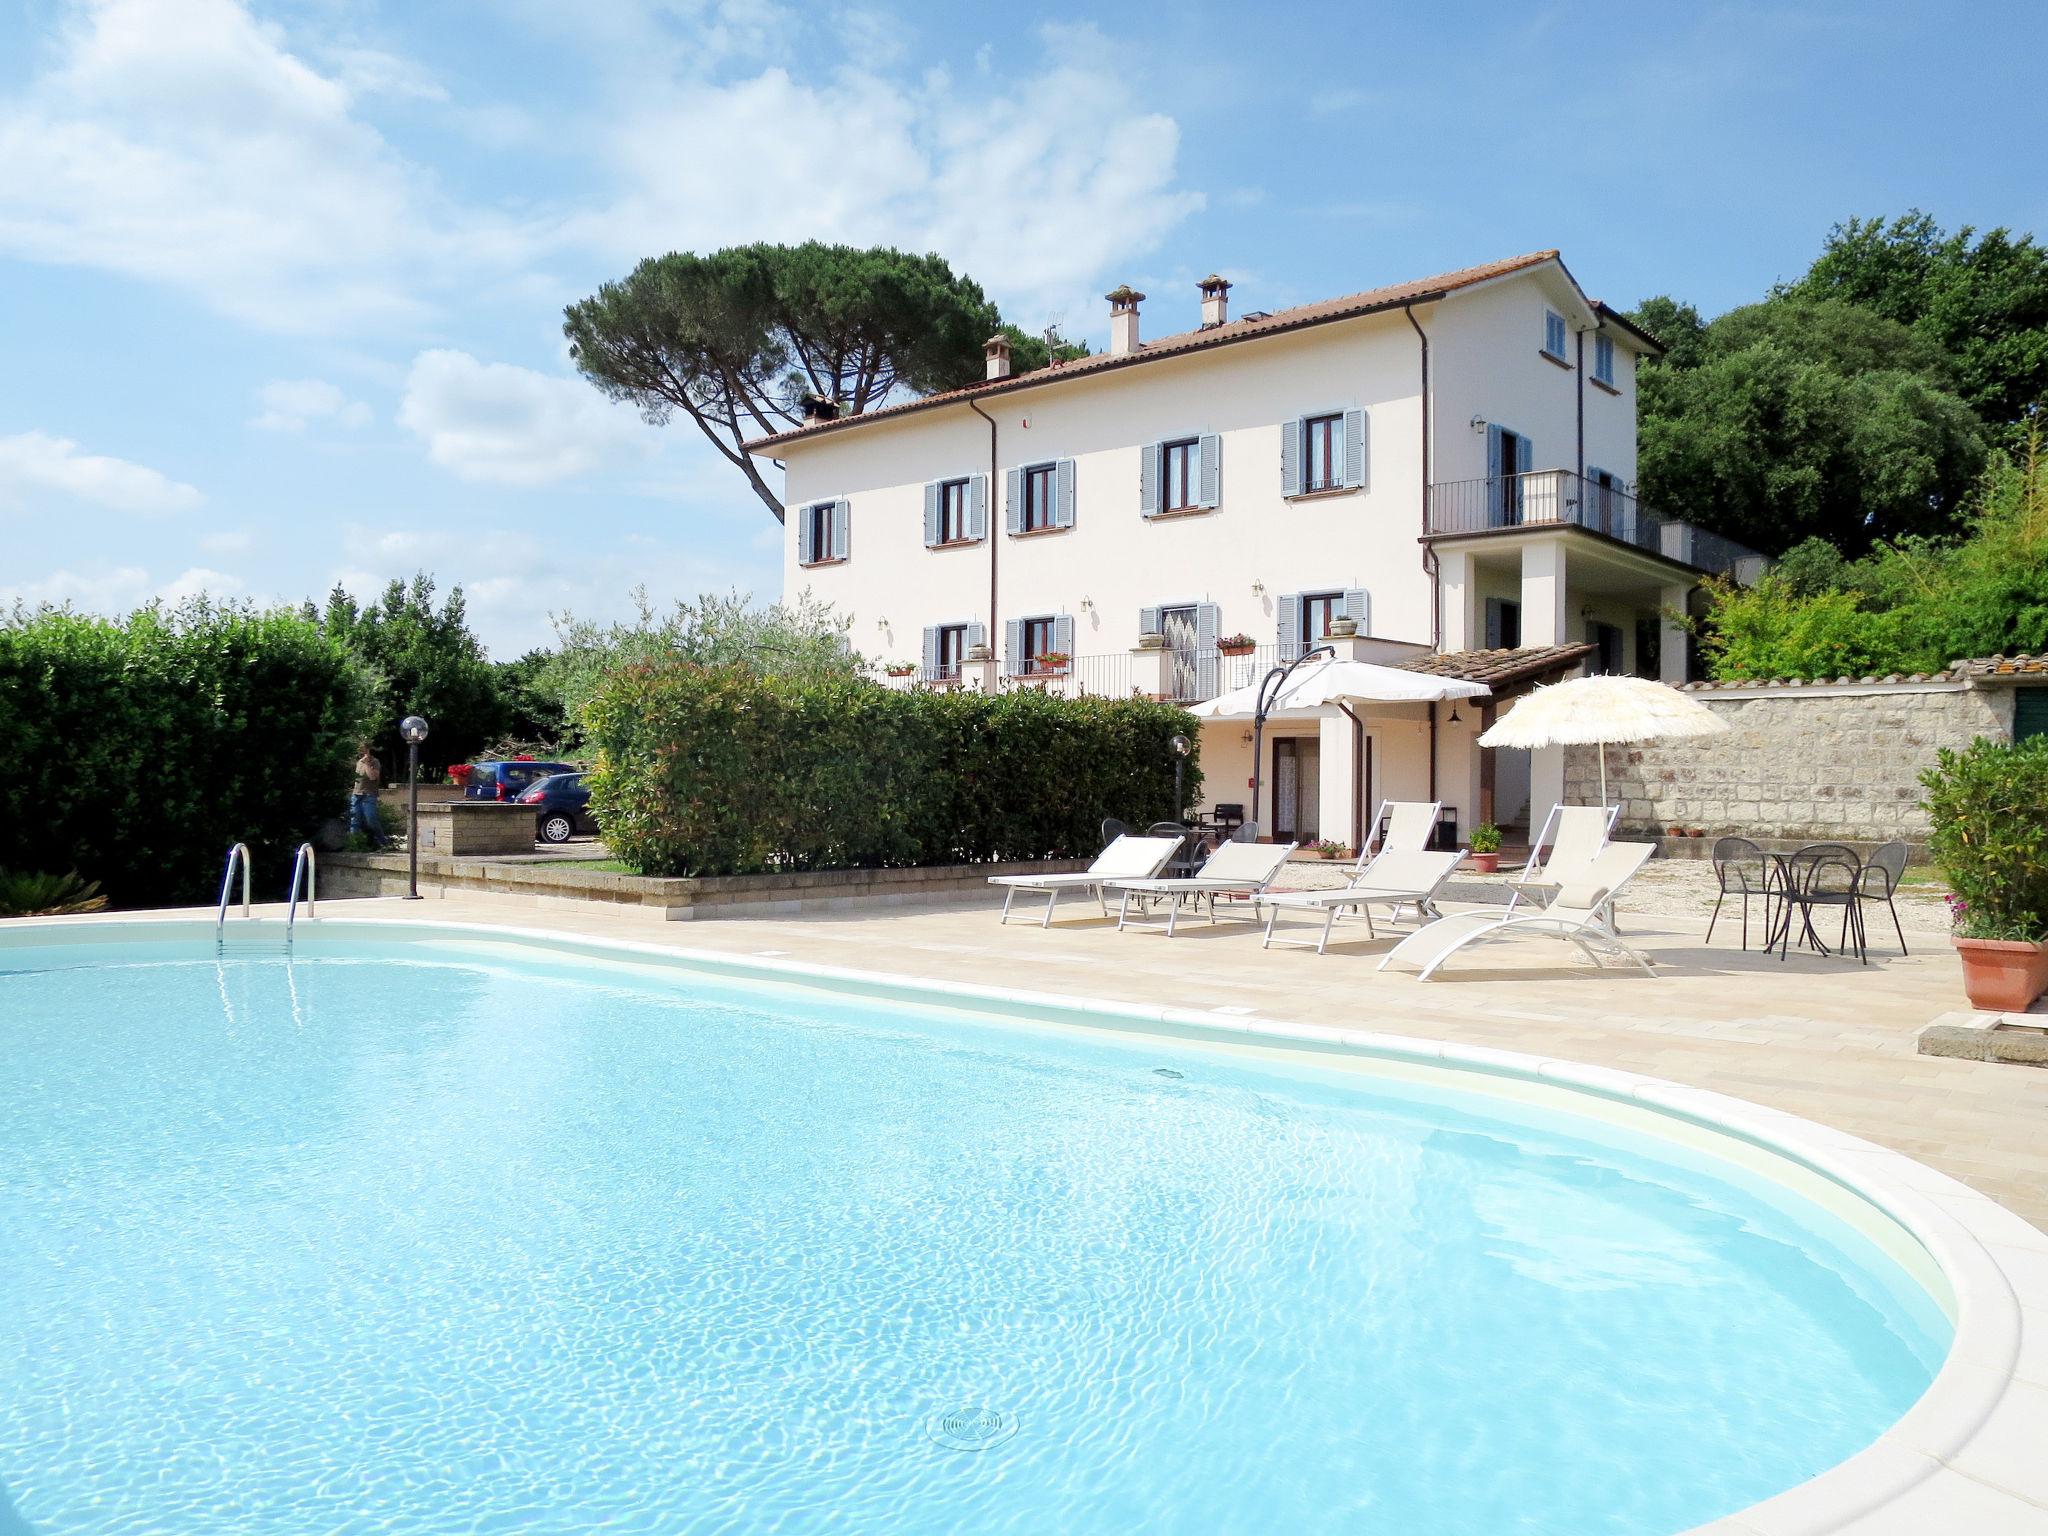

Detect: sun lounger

[1108,840,1299,936]
[989,835,1184,926]
[1366,799,1443,858]
[1506,802,1620,910]
[1379,842,1658,980]
[1252,849,1464,954]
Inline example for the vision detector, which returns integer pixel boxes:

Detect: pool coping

[7,911,2046,1534]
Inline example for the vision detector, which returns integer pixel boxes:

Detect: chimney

[1106,285,1145,356]
[1198,273,1231,328]
[984,333,1012,380]
[800,393,839,425]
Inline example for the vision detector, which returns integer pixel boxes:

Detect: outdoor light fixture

[1250,579,1266,597]
[1169,732,1192,822]
[399,714,430,901]
[1470,414,1489,434]
[1448,703,1464,725]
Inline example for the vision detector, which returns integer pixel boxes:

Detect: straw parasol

[1477,674,1727,805]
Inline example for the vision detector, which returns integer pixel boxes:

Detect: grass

[550,858,640,874]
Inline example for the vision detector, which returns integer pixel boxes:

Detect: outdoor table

[1764,845,1866,961]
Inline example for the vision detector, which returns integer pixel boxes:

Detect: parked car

[463,759,575,802]
[517,772,598,844]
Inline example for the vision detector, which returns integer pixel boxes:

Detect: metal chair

[1775,843,1867,964]
[1147,822,1202,879]
[1101,817,1133,844]
[1706,835,1772,949]
[1229,819,1260,843]
[1854,841,1910,956]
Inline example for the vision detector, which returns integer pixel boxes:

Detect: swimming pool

[0,923,1959,1534]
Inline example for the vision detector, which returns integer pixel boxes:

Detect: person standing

[350,745,385,848]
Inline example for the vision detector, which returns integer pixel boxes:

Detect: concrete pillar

[1660,581,1692,684]
[1437,548,1475,653]
[1519,538,1570,647]
[1129,641,1170,700]
[1531,746,1567,829]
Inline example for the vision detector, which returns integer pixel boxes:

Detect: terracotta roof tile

[746,250,1563,452]
[1672,654,2048,690]
[1399,643,1596,688]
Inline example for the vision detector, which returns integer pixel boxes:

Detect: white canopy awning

[1190,657,1490,722]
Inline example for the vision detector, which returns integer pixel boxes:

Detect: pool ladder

[213,842,317,955]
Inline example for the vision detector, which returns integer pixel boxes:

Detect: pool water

[0,938,1948,1535]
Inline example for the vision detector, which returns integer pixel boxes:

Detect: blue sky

[3,0,2043,654]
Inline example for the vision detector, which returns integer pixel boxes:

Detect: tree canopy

[565,243,1035,522]
[318,574,502,770]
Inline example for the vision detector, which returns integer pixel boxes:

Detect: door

[1161,605,1198,700]
[1272,738,1321,843]
[1496,430,1523,526]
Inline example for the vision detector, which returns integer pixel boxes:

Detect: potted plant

[883,661,916,677]
[1328,616,1358,638]
[1921,738,2048,1012]
[1307,838,1350,861]
[1467,822,1503,874]
[1135,631,1167,651]
[1216,633,1256,656]
[1034,650,1071,674]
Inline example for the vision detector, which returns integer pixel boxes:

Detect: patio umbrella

[1189,657,1490,720]
[1477,674,1728,806]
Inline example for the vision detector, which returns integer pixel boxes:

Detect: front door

[1161,605,1198,700]
[1273,738,1321,843]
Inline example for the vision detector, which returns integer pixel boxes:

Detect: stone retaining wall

[323,853,1087,919]
[1564,678,2016,844]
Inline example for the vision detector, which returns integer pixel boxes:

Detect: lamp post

[399,715,430,900]
[1248,645,1334,837]
[1168,733,1191,824]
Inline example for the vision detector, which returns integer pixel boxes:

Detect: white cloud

[397,349,656,487]
[320,44,448,103]
[0,0,536,333]
[200,528,255,554]
[156,565,245,605]
[248,377,373,432]
[0,429,203,513]
[0,564,152,612]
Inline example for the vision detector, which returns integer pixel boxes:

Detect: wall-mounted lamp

[1470,414,1489,435]
[1447,703,1463,725]
[1250,579,1266,597]
[876,616,889,629]
[1080,596,1095,611]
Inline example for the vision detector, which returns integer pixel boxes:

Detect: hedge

[583,662,1201,876]
[0,602,379,908]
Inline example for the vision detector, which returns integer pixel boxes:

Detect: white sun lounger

[1366,799,1443,859]
[1379,842,1658,980]
[989,835,1184,926]
[1506,802,1621,910]
[1252,849,1464,954]
[1108,840,1299,936]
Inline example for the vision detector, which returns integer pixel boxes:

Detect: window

[1301,591,1344,642]
[1543,309,1568,361]
[1303,414,1343,493]
[1021,617,1057,667]
[937,478,970,542]
[800,499,843,564]
[1484,597,1522,650]
[1161,438,1200,511]
[1021,463,1057,531]
[1592,334,1616,387]
[934,624,969,680]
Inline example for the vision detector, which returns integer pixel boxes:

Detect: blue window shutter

[1004,467,1023,534]
[832,499,850,559]
[1484,597,1503,650]
[1342,409,1366,489]
[967,620,986,651]
[1277,593,1302,660]
[1056,458,1076,528]
[1005,618,1024,672]
[796,505,814,563]
[1485,425,1504,527]
[1139,443,1159,518]
[1195,601,1221,699]
[922,482,940,546]
[1280,418,1302,496]
[921,626,938,675]
[1198,433,1221,507]
[1054,614,1074,656]
[1342,587,1369,631]
[1515,435,1534,477]
[968,475,987,540]
[1139,605,1161,635]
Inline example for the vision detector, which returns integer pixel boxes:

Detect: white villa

[747,251,1763,853]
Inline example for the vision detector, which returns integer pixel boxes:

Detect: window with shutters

[1160,438,1201,511]
[1592,334,1617,388]
[1303,414,1343,492]
[801,500,839,564]
[1021,463,1057,531]
[937,478,971,542]
[1301,591,1344,642]
[1542,309,1569,363]
[1016,616,1064,673]
[934,624,970,681]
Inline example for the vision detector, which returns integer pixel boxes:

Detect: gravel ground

[1278,852,1955,932]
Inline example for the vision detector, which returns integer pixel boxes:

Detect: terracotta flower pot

[1953,936,2048,1012]
[1468,852,1500,874]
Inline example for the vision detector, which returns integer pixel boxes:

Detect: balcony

[1428,471,1765,580]
[907,646,1291,704]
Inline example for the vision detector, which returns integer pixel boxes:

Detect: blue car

[516,771,598,844]
[462,759,575,803]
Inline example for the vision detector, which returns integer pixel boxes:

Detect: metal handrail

[215,843,252,928]
[286,842,317,936]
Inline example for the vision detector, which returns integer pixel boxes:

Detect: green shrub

[583,662,1199,876]
[1468,822,1503,854]
[0,600,379,907]
[1919,736,2048,941]
[0,870,108,918]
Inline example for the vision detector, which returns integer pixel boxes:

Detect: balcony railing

[1428,470,1765,580]
[905,647,1297,703]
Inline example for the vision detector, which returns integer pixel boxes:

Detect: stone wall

[1563,679,2015,843]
